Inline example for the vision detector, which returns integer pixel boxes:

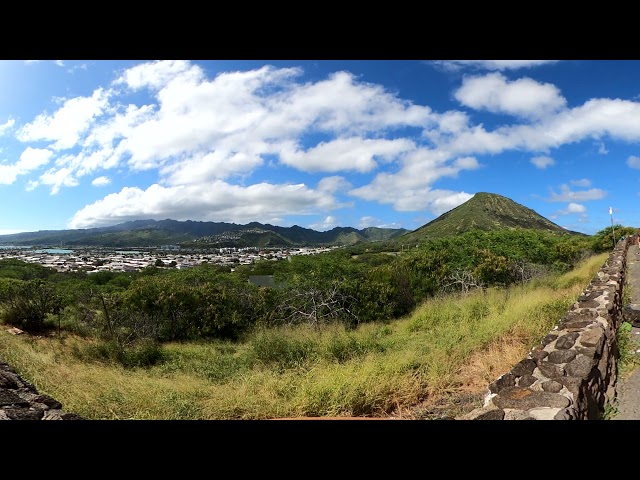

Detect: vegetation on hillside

[0,224,629,418]
[0,250,609,419]
[396,192,582,245]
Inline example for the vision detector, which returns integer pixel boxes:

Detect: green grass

[0,252,610,419]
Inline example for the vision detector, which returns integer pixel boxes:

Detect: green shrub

[249,330,318,371]
[72,338,164,368]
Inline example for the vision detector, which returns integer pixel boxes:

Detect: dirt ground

[611,240,640,420]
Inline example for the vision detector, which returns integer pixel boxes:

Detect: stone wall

[458,237,629,420]
[0,360,83,420]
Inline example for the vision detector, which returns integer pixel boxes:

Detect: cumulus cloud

[0,147,52,185]
[349,148,479,214]
[555,203,587,216]
[547,184,607,202]
[160,150,263,185]
[424,97,640,159]
[309,216,340,231]
[0,119,15,135]
[68,181,345,229]
[627,155,640,169]
[454,72,566,119]
[6,61,447,226]
[357,216,403,229]
[92,176,111,186]
[13,60,640,231]
[39,167,79,194]
[114,60,204,91]
[570,178,591,187]
[279,137,415,173]
[317,176,352,193]
[357,216,381,228]
[531,155,555,169]
[566,203,586,213]
[17,88,110,150]
[434,60,559,71]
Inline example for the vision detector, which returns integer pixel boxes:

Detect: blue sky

[0,59,637,236]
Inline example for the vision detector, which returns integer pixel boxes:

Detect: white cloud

[19,147,53,170]
[435,60,559,71]
[548,184,606,202]
[54,60,65,67]
[533,98,640,146]
[454,72,566,119]
[17,88,110,150]
[357,216,404,229]
[423,97,640,160]
[279,137,415,173]
[68,181,345,229]
[531,156,555,169]
[160,150,263,185]
[597,141,608,154]
[349,148,479,214]
[317,176,352,193]
[357,216,381,228]
[114,60,203,91]
[0,147,52,185]
[567,203,586,213]
[627,155,640,169]
[20,60,640,229]
[24,60,39,65]
[39,167,79,194]
[25,180,38,191]
[570,178,591,187]
[0,118,15,135]
[92,176,111,186]
[453,156,480,169]
[309,216,340,231]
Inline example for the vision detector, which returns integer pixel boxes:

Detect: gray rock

[547,349,577,364]
[555,332,580,349]
[0,389,30,407]
[493,386,571,409]
[489,373,515,394]
[511,359,536,376]
[541,380,564,393]
[518,375,537,388]
[564,355,595,377]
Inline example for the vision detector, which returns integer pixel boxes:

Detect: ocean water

[33,248,74,254]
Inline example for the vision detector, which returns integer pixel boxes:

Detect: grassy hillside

[0,252,608,419]
[397,192,582,245]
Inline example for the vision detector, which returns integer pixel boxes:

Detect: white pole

[609,207,616,249]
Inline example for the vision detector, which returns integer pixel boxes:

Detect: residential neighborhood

[0,245,340,274]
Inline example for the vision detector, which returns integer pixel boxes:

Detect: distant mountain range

[0,192,586,249]
[0,219,409,248]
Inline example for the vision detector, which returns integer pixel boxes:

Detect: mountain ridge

[0,192,587,248]
[0,219,409,248]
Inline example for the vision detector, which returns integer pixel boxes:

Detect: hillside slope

[396,192,583,245]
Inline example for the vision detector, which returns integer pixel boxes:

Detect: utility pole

[610,207,616,250]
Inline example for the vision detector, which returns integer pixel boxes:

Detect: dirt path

[612,241,640,420]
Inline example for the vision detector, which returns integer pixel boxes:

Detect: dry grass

[0,252,609,420]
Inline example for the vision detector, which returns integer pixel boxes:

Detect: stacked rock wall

[459,237,629,420]
[0,360,83,420]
